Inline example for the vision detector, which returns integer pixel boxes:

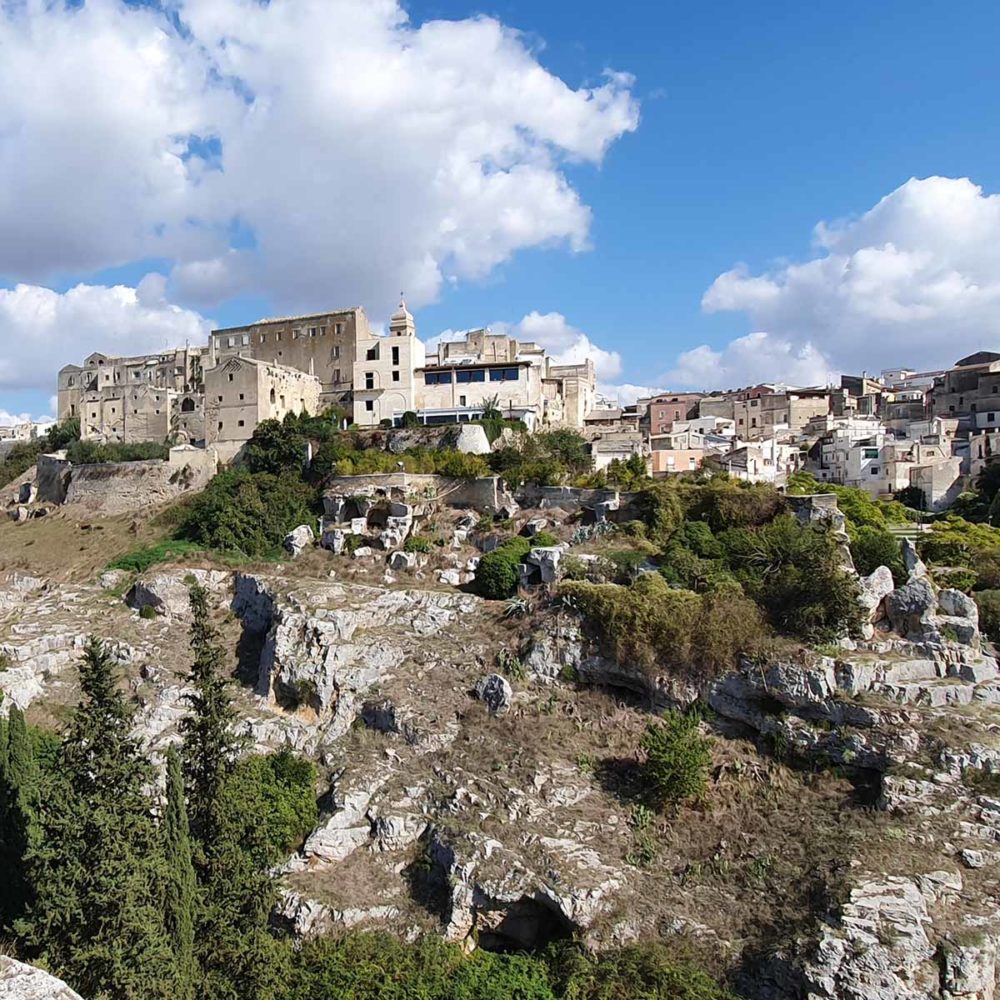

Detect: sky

[3,0,1000,423]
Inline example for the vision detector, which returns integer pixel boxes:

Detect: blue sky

[3,0,1000,418]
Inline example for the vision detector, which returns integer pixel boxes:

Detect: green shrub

[138,605,158,620]
[561,574,766,679]
[66,440,169,465]
[0,418,80,488]
[850,525,905,584]
[403,535,432,554]
[107,539,205,574]
[550,942,736,1000]
[474,536,531,599]
[531,530,559,548]
[975,590,1000,642]
[178,468,318,557]
[640,711,712,807]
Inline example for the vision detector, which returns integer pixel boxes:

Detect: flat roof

[213,308,362,333]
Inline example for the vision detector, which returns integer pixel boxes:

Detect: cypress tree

[181,582,243,844]
[179,584,285,999]
[164,747,197,1000]
[0,707,40,928]
[18,636,174,999]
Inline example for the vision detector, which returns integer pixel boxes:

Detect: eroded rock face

[284,524,315,558]
[474,673,512,714]
[127,569,230,618]
[0,957,83,999]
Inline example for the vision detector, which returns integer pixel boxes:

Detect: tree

[181,583,244,845]
[163,748,197,1000]
[0,706,40,930]
[18,637,174,999]
[850,525,905,585]
[641,711,712,808]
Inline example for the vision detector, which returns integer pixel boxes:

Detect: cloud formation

[0,278,212,391]
[686,176,1000,388]
[0,0,638,318]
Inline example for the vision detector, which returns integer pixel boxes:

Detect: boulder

[455,424,491,455]
[475,673,513,714]
[939,588,979,624]
[320,528,347,555]
[885,576,937,638]
[524,546,563,584]
[349,517,368,535]
[127,569,229,618]
[901,538,928,579]
[0,957,83,999]
[388,551,417,571]
[521,518,548,538]
[17,482,37,505]
[942,938,996,1000]
[283,525,315,558]
[351,546,374,560]
[858,565,895,621]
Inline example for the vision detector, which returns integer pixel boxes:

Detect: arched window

[181,397,196,413]
[270,388,276,404]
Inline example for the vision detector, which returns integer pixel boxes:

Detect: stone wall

[514,484,622,511]
[323,473,500,510]
[37,446,217,514]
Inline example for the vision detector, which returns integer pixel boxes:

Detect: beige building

[352,301,426,426]
[58,348,206,445]
[205,357,322,462]
[209,309,368,408]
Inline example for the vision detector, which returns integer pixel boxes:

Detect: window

[425,371,452,385]
[366,345,379,361]
[459,395,467,406]
[870,466,880,475]
[241,334,249,346]
[332,346,340,360]
[228,374,234,383]
[238,420,245,427]
[259,334,267,344]
[238,393,245,401]
[292,329,300,340]
[275,332,282,342]
[489,367,520,382]
[365,373,375,390]
[990,413,996,424]
[365,400,374,412]
[227,336,235,348]
[392,346,400,365]
[270,388,276,404]
[392,371,400,382]
[863,448,880,459]
[181,398,196,413]
[456,369,486,383]
[218,422,223,431]
[280,395,285,409]
[309,327,319,337]
[335,322,344,336]
[218,395,223,402]
[751,417,757,427]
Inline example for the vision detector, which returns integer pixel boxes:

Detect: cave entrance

[476,896,575,954]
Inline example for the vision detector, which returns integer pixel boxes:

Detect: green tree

[640,711,712,808]
[164,747,197,999]
[850,525,905,585]
[0,706,40,930]
[18,637,174,999]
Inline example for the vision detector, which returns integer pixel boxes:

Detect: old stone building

[205,356,322,462]
[209,308,367,407]
[930,351,1000,429]
[58,348,206,444]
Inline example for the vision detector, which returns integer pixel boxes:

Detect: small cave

[475,896,575,954]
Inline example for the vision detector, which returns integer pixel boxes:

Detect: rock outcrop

[0,958,83,999]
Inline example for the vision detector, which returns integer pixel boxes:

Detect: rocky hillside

[2,502,1000,1000]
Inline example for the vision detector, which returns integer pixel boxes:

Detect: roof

[955,351,1000,368]
[213,308,362,332]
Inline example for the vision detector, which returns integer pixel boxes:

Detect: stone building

[930,352,1000,429]
[209,308,368,408]
[205,356,322,462]
[58,348,206,444]
[351,301,426,426]
[644,392,704,435]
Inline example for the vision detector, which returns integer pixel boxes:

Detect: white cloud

[665,332,833,391]
[0,0,639,318]
[0,279,212,391]
[696,177,1000,382]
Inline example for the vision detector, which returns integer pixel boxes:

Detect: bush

[561,574,766,679]
[551,942,736,1000]
[850,525,905,584]
[475,536,532,600]
[178,468,318,557]
[975,591,1000,642]
[65,440,169,465]
[401,411,420,428]
[640,711,712,807]
[404,535,432,554]
[531,530,559,548]
[0,418,81,488]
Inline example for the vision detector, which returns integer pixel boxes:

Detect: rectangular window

[392,346,400,365]
[332,346,340,360]
[365,373,375,390]
[260,334,267,344]
[863,448,880,459]
[241,334,249,346]
[489,367,520,382]
[425,371,452,385]
[238,419,245,427]
[990,413,996,423]
[228,374,234,382]
[366,345,379,361]
[456,369,486,383]
[239,393,245,401]
[365,400,374,412]
[227,336,235,348]
[218,422,223,431]
[392,371,400,382]
[870,466,880,475]
[335,322,344,336]
[459,395,467,406]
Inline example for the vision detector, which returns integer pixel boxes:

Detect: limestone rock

[940,588,979,624]
[388,551,417,571]
[320,527,346,554]
[886,577,937,639]
[902,538,928,579]
[475,673,512,714]
[283,524,315,558]
[522,546,563,585]
[126,569,229,618]
[859,565,895,621]
[522,518,548,538]
[942,937,996,1000]
[455,424,491,455]
[0,957,83,999]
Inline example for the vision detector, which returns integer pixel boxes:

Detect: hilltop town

[0,300,983,517]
